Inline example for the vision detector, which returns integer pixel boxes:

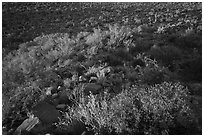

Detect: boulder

[15,116,39,134]
[53,119,87,135]
[31,101,60,125]
[28,121,57,135]
[43,95,58,106]
[67,119,87,135]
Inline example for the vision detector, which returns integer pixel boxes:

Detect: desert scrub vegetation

[64,82,198,135]
[3,23,201,135]
[2,2,202,134]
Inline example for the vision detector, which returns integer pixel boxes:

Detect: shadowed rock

[53,119,87,135]
[31,101,60,125]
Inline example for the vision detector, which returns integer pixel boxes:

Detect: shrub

[85,28,104,46]
[2,33,77,134]
[113,47,133,61]
[174,31,202,50]
[148,45,182,67]
[178,57,202,82]
[129,39,153,55]
[3,22,201,135]
[134,54,169,85]
[67,81,196,135]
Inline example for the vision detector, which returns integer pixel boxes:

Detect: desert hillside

[2,2,202,135]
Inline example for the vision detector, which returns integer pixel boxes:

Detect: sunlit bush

[70,82,196,135]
